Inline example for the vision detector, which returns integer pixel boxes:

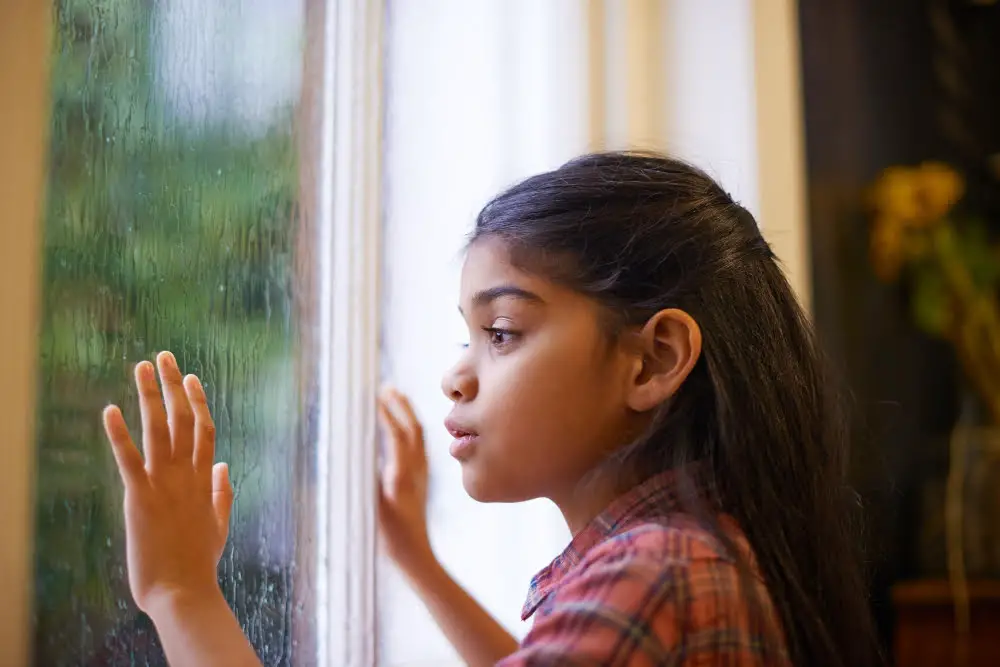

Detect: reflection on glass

[34,1,313,664]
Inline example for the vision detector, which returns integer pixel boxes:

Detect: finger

[212,462,234,537]
[102,405,147,488]
[184,374,216,479]
[377,397,409,468]
[376,479,392,532]
[157,351,194,462]
[388,389,425,456]
[377,472,402,509]
[380,460,401,498]
[135,360,170,473]
[376,477,393,518]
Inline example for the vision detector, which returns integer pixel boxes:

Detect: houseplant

[869,160,1000,646]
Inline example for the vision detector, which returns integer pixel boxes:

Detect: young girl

[103,152,881,666]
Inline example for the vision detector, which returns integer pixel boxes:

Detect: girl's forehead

[460,241,549,302]
[459,240,601,321]
[460,240,523,289]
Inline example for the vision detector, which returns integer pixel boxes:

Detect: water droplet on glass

[35,2,309,660]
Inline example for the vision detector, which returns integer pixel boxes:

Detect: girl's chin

[459,462,532,504]
[459,463,493,502]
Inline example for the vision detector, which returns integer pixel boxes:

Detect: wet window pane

[33,1,315,665]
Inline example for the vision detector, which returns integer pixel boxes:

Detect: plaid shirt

[497,470,791,666]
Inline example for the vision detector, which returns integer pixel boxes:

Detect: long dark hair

[470,152,881,667]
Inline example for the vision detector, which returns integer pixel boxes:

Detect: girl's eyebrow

[458,285,544,315]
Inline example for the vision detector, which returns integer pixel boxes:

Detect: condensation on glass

[33,1,320,665]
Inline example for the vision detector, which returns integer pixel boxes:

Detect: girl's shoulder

[561,514,769,617]
[583,514,745,571]
[510,516,790,667]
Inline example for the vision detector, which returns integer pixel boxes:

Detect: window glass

[33,1,314,664]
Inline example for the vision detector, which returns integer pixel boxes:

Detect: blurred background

[2,1,1000,666]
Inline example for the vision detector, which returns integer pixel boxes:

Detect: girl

[103,152,881,666]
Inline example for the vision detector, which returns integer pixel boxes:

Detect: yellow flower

[869,162,964,228]
[871,215,905,282]
[871,167,925,223]
[915,161,964,222]
[868,161,964,281]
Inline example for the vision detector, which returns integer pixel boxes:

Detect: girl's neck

[551,470,633,536]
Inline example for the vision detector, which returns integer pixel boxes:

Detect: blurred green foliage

[34,1,303,664]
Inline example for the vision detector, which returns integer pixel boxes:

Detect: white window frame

[315,0,383,665]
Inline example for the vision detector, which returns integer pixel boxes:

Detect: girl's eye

[484,327,518,349]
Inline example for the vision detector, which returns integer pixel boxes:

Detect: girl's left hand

[102,351,234,616]
[377,387,434,577]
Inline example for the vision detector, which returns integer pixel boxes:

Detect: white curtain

[379,2,585,663]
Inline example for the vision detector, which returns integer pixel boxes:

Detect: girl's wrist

[405,551,451,600]
[398,542,442,587]
[144,584,228,625]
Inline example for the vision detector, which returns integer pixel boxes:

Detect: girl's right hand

[102,351,233,615]
[377,387,435,577]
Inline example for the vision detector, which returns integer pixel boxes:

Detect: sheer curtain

[378,2,585,663]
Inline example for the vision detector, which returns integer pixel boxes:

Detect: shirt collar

[521,467,696,620]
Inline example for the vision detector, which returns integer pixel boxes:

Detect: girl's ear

[626,308,702,413]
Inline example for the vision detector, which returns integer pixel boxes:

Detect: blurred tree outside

[34,0,307,664]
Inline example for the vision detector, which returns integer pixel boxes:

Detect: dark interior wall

[797,0,1000,645]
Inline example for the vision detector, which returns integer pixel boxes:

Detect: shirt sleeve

[496,552,681,667]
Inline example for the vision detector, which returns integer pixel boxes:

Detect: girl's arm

[377,389,519,666]
[145,590,260,667]
[398,550,519,666]
[102,352,261,667]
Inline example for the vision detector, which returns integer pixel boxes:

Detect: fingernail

[187,375,207,397]
[137,361,155,381]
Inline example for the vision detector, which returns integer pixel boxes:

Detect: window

[30,0,363,664]
[31,0,382,661]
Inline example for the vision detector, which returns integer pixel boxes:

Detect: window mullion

[315,0,383,665]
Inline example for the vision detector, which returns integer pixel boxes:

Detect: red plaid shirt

[497,470,791,666]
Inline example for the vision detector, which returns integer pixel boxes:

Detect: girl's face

[442,238,640,508]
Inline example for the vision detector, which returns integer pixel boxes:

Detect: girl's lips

[448,433,478,460]
[444,417,478,460]
[444,417,477,439]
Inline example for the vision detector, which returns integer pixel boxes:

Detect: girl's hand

[376,388,520,666]
[102,351,234,615]
[377,387,435,577]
